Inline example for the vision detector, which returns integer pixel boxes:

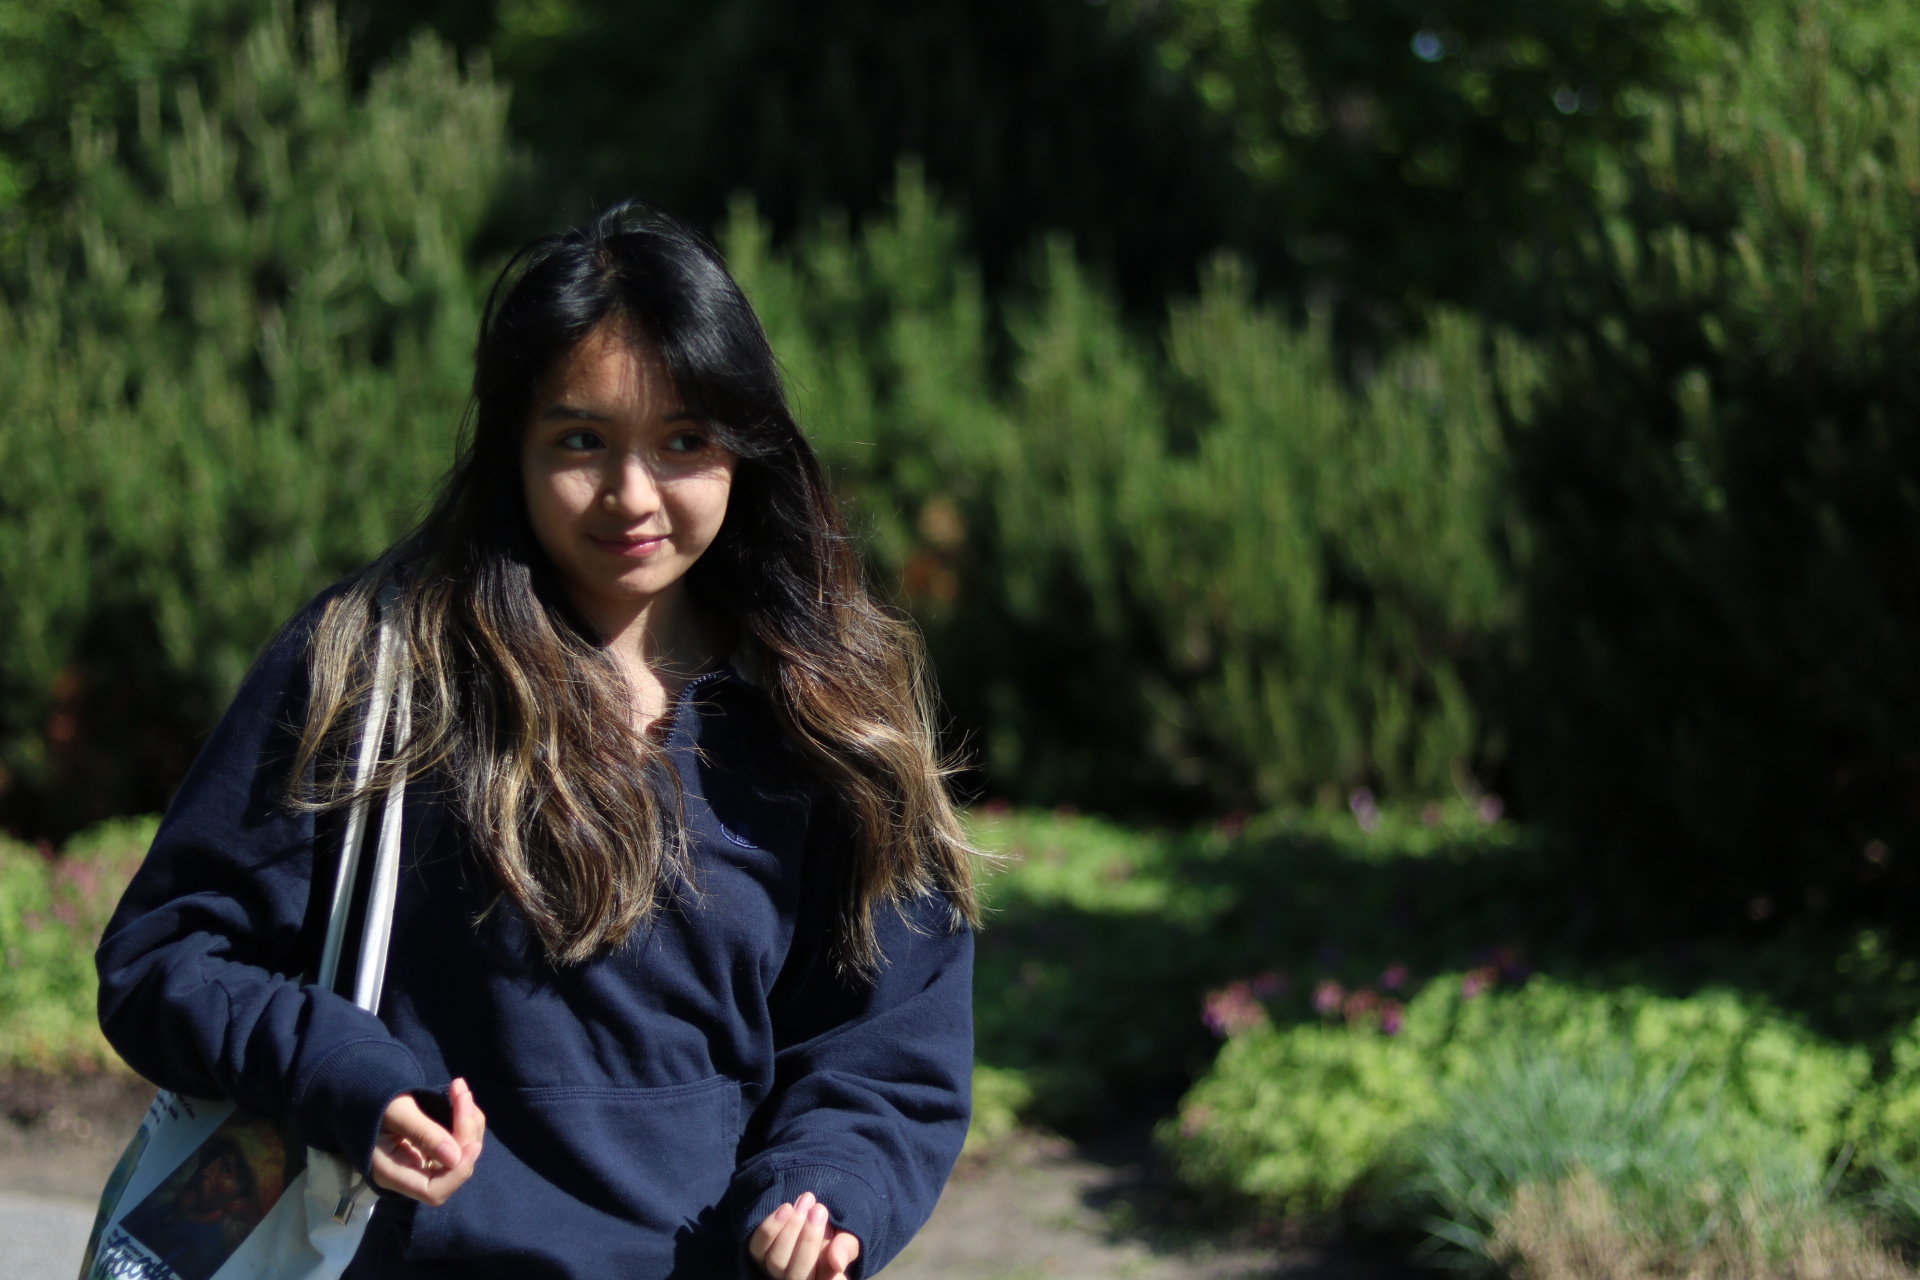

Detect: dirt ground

[0,1069,153,1202]
[890,1130,1425,1280]
[0,1070,1424,1279]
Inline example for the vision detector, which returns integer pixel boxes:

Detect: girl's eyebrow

[539,403,700,423]
[541,403,608,422]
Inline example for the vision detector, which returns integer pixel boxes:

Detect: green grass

[966,800,1551,1129]
[1412,1048,1844,1272]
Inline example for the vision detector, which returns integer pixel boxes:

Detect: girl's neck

[568,580,729,732]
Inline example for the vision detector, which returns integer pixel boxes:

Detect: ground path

[0,1072,1419,1279]
[889,1131,1419,1280]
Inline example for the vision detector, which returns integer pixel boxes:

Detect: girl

[96,201,979,1280]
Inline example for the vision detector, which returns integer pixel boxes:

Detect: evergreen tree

[729,170,1516,814]
[350,0,1262,313]
[1507,0,1920,935]
[0,0,263,250]
[0,3,506,835]
[1142,0,1691,329]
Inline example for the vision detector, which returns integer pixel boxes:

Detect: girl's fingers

[369,1089,490,1206]
[749,1202,793,1266]
[762,1192,815,1276]
[381,1094,462,1171]
[449,1078,487,1151]
[370,1145,436,1201]
[427,1150,477,1201]
[371,1135,479,1206]
[785,1201,829,1280]
[824,1229,861,1278]
[752,1193,856,1280]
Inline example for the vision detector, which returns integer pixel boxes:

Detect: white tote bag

[80,593,413,1280]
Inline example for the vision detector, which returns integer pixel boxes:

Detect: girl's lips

[590,533,668,559]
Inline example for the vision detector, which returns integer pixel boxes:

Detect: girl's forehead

[538,323,677,409]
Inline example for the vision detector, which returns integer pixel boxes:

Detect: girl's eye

[557,429,603,451]
[662,430,712,455]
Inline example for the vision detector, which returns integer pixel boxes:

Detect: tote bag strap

[315,581,412,1011]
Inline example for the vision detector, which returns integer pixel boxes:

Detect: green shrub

[0,818,153,1069]
[1843,1017,1920,1201]
[0,0,253,239]
[1165,1012,1440,1216]
[963,1063,1034,1158]
[1160,975,1870,1225]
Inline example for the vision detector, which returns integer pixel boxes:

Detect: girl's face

[521,322,736,626]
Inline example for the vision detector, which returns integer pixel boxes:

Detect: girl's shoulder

[234,568,394,715]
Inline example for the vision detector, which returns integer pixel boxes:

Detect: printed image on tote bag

[79,1093,310,1280]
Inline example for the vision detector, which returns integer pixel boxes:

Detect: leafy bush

[1161,975,1872,1228]
[0,818,153,1069]
[1165,1008,1440,1216]
[963,1064,1034,1158]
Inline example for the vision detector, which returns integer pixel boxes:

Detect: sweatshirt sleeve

[95,599,428,1173]
[729,854,974,1279]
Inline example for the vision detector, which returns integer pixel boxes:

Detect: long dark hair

[292,199,977,970]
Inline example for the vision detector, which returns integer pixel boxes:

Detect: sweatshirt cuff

[294,1036,429,1175]
[736,1164,886,1280]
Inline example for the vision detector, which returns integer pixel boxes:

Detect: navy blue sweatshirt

[95,599,973,1278]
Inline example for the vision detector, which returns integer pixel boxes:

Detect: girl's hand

[749,1192,862,1280]
[370,1077,486,1206]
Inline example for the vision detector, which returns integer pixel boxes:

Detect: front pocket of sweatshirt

[406,1075,742,1269]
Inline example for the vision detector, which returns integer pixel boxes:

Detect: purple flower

[1203,982,1269,1038]
[1350,789,1380,833]
[1461,966,1497,1000]
[1380,964,1409,991]
[1477,795,1504,824]
[1312,979,1345,1016]
[1381,1000,1405,1036]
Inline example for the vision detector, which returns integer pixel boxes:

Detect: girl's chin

[579,567,689,603]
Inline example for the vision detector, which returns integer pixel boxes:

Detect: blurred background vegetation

[8,0,1920,1270]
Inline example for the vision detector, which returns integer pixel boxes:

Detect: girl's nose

[600,455,659,518]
